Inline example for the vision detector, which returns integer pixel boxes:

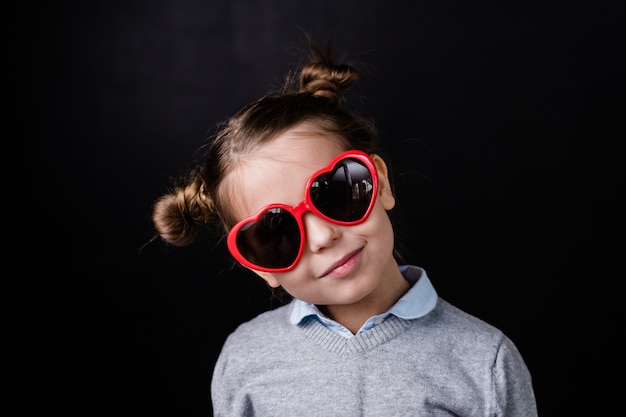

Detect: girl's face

[223,122,399,308]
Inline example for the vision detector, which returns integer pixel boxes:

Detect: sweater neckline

[298,314,412,356]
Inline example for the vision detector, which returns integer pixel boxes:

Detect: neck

[319,262,409,335]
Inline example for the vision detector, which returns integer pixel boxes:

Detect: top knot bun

[299,60,359,103]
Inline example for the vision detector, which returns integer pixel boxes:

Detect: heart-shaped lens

[309,158,374,222]
[235,207,301,269]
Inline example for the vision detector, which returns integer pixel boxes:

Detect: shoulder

[219,302,295,353]
[431,298,503,334]
[212,302,302,389]
[430,300,536,413]
[418,298,520,357]
[427,298,531,382]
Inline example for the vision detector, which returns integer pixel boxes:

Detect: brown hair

[152,42,381,248]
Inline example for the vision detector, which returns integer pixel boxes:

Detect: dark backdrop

[14,1,623,416]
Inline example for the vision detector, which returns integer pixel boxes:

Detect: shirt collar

[289,265,438,325]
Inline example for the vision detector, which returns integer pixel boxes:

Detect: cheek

[381,221,396,253]
[266,270,311,300]
[356,201,394,252]
[367,204,396,250]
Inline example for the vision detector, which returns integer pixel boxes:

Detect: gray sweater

[211,298,537,416]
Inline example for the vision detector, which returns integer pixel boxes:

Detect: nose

[303,212,341,254]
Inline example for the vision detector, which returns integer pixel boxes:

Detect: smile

[320,247,363,279]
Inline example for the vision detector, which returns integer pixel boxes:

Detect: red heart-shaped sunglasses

[226,150,378,272]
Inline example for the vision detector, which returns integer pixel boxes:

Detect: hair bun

[299,61,359,103]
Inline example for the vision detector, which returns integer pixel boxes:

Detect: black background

[14,1,623,415]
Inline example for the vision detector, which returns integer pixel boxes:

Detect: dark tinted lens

[310,158,374,222]
[235,208,301,269]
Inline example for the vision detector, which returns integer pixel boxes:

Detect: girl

[152,44,537,416]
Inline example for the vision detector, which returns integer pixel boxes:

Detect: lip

[319,247,363,279]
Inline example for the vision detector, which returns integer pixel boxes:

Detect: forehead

[223,124,347,221]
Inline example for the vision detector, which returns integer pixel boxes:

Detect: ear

[250,269,281,288]
[371,154,396,211]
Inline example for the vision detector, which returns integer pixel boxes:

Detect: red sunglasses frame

[226,150,379,272]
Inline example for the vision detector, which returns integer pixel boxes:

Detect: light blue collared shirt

[289,265,438,338]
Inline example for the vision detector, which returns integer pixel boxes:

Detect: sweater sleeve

[210,343,231,417]
[493,335,538,417]
[211,337,255,417]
